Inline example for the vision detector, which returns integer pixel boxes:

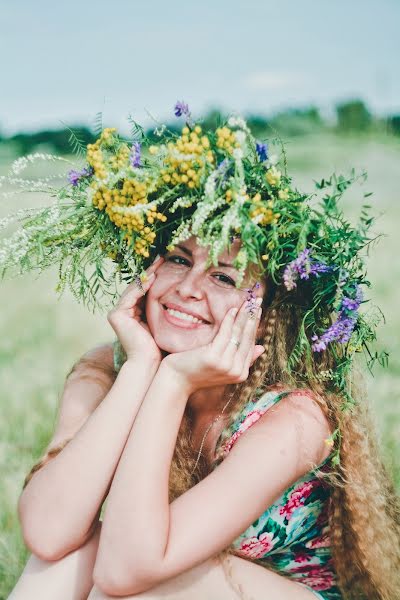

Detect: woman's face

[145,236,266,353]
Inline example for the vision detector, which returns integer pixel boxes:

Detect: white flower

[227,116,250,133]
[10,153,70,175]
[265,154,279,167]
[234,130,246,147]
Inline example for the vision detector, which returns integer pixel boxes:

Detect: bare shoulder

[47,342,117,450]
[239,388,333,472]
[68,341,116,380]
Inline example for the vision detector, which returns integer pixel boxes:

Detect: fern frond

[127,114,145,141]
[93,112,103,136]
[62,124,87,158]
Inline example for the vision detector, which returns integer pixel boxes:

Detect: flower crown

[0,102,387,409]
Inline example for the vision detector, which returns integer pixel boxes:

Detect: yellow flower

[149,145,158,155]
[265,167,281,187]
[278,188,289,200]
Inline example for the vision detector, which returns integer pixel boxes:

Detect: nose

[174,267,206,300]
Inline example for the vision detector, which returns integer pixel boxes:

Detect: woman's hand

[107,256,164,364]
[161,297,265,395]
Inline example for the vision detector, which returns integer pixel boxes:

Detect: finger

[142,255,164,279]
[231,296,261,348]
[211,306,239,356]
[245,345,265,373]
[115,272,156,311]
[234,303,262,366]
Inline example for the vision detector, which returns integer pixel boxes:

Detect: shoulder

[48,342,116,450]
[225,387,332,476]
[67,342,116,384]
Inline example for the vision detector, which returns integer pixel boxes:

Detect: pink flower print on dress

[222,430,241,456]
[290,564,335,591]
[294,552,313,563]
[300,568,334,591]
[238,532,276,559]
[279,480,320,521]
[222,409,265,456]
[305,532,331,549]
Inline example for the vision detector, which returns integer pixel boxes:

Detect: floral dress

[113,342,342,600]
[210,389,343,600]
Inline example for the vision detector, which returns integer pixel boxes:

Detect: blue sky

[1,0,399,134]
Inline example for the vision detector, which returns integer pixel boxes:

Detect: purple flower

[283,249,331,291]
[130,142,142,168]
[340,285,363,313]
[245,281,261,316]
[67,166,93,186]
[312,284,362,352]
[312,314,357,352]
[256,141,268,162]
[174,101,191,118]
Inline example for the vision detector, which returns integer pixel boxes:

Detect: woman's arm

[93,360,189,594]
[18,347,159,562]
[94,364,330,596]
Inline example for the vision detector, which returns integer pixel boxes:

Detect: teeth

[166,308,205,324]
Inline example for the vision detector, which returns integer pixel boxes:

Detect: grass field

[1,132,399,599]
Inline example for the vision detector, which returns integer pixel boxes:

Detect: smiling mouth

[162,305,210,325]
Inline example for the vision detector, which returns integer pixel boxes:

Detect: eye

[166,255,189,266]
[214,273,236,287]
[166,255,236,287]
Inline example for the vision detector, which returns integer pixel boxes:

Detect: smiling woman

[145,237,266,354]
[3,108,400,600]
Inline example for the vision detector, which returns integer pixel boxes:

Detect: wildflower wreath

[0,102,387,415]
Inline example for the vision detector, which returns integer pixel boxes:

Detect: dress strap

[216,389,292,460]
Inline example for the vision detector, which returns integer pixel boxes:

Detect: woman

[3,109,400,599]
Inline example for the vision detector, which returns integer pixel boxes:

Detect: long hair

[23,283,400,599]
[169,282,400,599]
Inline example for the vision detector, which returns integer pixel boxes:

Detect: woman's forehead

[180,235,242,261]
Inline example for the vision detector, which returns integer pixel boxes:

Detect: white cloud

[244,71,308,91]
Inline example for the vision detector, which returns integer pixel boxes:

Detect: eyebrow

[175,244,235,269]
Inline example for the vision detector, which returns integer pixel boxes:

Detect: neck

[187,385,229,422]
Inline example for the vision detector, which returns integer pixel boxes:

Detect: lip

[163,302,211,323]
[163,308,207,329]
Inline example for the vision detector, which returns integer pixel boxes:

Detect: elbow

[21,528,74,562]
[20,518,83,562]
[18,499,89,561]
[93,560,160,597]
[22,532,68,562]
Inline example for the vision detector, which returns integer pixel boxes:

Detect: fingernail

[154,254,161,262]
[256,297,263,306]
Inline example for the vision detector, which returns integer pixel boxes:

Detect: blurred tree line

[0,99,399,156]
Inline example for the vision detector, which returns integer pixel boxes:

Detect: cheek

[212,295,242,325]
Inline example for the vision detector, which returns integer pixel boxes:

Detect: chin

[153,330,211,354]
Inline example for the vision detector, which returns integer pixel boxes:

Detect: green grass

[1,132,399,598]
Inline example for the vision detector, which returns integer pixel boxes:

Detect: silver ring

[230,337,240,348]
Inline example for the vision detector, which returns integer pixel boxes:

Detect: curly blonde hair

[23,284,400,599]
